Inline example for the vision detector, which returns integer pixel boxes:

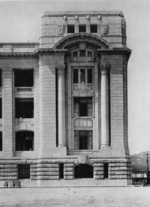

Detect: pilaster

[3,67,14,157]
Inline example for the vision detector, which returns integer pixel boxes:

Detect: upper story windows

[67,24,98,34]
[67,25,75,33]
[73,68,92,84]
[14,69,33,87]
[71,49,94,61]
[90,25,97,33]
[79,25,86,33]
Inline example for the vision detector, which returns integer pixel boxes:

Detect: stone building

[0,11,131,186]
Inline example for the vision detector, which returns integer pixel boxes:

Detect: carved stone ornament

[74,15,79,21]
[97,15,102,20]
[100,24,109,35]
[63,16,67,21]
[56,64,65,70]
[86,15,90,20]
[100,63,110,74]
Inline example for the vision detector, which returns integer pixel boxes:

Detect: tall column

[101,64,110,147]
[39,54,56,157]
[57,65,66,147]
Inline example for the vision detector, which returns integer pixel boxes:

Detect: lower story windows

[16,131,34,151]
[18,164,30,179]
[104,163,109,179]
[74,130,93,150]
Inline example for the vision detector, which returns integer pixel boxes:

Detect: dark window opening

[79,101,87,116]
[18,164,30,179]
[80,50,86,57]
[74,130,93,150]
[67,25,75,33]
[0,70,2,87]
[15,69,33,87]
[79,25,86,32]
[79,133,88,150]
[80,69,85,83]
[74,97,92,117]
[15,98,34,118]
[87,51,92,57]
[0,98,2,118]
[73,69,78,83]
[59,163,64,179]
[16,131,34,151]
[74,164,93,178]
[104,163,109,178]
[0,132,2,151]
[90,25,97,33]
[87,69,92,84]
[73,51,78,57]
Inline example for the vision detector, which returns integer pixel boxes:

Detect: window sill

[15,118,34,124]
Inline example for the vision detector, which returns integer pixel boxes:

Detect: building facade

[0,11,131,186]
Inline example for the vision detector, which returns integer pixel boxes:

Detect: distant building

[0,11,131,186]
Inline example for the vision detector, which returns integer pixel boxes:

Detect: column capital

[100,63,110,75]
[56,63,65,70]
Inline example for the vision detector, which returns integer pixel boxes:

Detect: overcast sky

[0,0,150,154]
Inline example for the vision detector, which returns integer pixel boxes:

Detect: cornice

[97,47,131,60]
[0,52,37,57]
[35,48,68,55]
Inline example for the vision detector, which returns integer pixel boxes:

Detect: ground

[0,187,150,207]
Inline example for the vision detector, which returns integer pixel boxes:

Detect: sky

[0,0,149,154]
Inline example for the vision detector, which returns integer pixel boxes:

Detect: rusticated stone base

[0,157,132,186]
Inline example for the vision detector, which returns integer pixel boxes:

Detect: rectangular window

[15,98,34,118]
[80,50,86,57]
[74,130,93,150]
[0,132,2,151]
[15,69,33,87]
[59,163,64,179]
[104,163,109,178]
[16,131,34,151]
[90,25,97,33]
[87,69,92,83]
[73,69,78,83]
[80,69,85,83]
[18,164,30,179]
[74,97,92,117]
[67,25,75,33]
[79,25,86,32]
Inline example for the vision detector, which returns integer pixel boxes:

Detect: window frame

[15,130,34,151]
[67,25,75,33]
[74,97,92,117]
[73,68,93,84]
[15,98,34,119]
[79,25,86,33]
[90,24,97,33]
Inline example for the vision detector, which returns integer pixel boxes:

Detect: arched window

[74,164,93,178]
[16,131,34,151]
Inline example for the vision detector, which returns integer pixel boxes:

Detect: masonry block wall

[0,11,132,186]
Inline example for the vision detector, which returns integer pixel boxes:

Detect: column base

[54,146,67,156]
